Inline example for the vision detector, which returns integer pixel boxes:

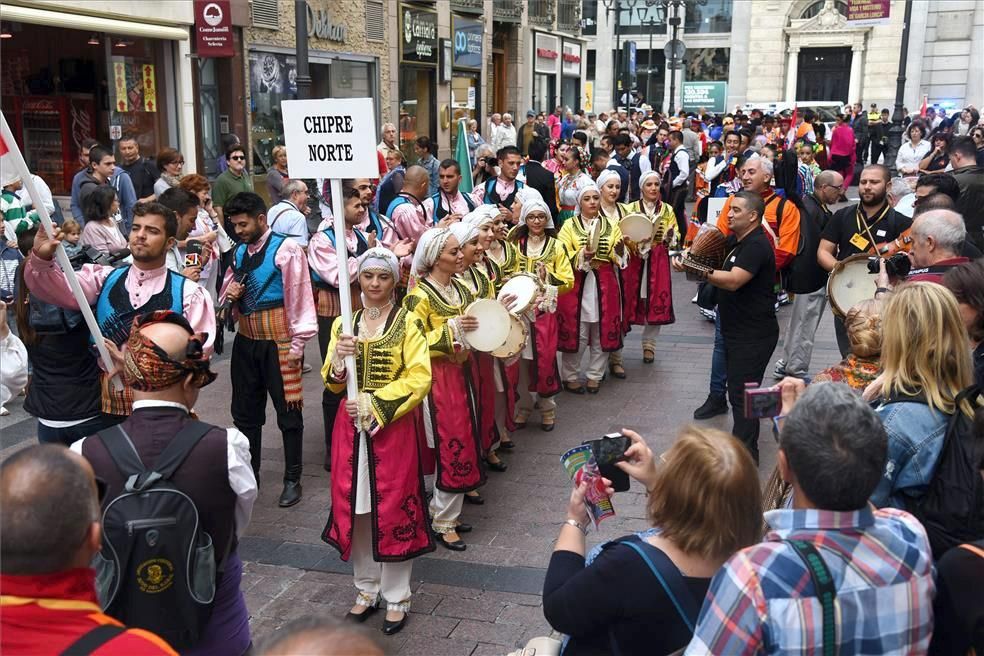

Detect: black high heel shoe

[436,532,467,551]
[383,611,408,635]
[345,604,378,623]
[464,492,485,505]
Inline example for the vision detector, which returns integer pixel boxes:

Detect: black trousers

[230,334,304,484]
[856,137,869,166]
[317,314,342,466]
[724,333,779,463]
[669,184,689,244]
[833,313,850,358]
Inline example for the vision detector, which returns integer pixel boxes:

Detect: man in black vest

[523,138,560,224]
[666,130,691,246]
[73,311,256,655]
[774,170,842,380]
[426,159,477,226]
[472,146,524,221]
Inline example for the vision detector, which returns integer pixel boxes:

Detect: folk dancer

[555,146,595,227]
[618,170,677,368]
[24,202,215,421]
[426,160,477,226]
[322,248,434,636]
[383,166,433,294]
[471,146,525,222]
[506,198,574,432]
[556,184,627,394]
[403,228,485,551]
[220,192,317,507]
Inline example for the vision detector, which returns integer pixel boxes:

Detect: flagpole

[0,111,122,389]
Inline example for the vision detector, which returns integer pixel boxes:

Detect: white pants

[610,325,661,364]
[782,288,827,377]
[561,321,608,382]
[516,360,557,417]
[351,514,413,611]
[429,488,463,534]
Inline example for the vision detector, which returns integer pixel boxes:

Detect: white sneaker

[691,293,699,304]
[0,406,8,416]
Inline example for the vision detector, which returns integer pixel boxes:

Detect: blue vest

[385,195,411,217]
[430,190,477,224]
[95,266,185,347]
[365,207,385,235]
[483,177,524,207]
[233,232,288,315]
[310,227,369,289]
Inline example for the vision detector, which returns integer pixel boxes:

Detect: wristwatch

[564,518,587,535]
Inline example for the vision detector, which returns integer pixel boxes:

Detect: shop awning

[0,4,189,40]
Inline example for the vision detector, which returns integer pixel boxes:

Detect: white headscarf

[462,204,500,228]
[449,220,479,247]
[412,227,454,277]
[518,198,553,229]
[576,183,601,214]
[514,186,545,206]
[639,170,661,193]
[358,247,400,280]
[596,169,621,192]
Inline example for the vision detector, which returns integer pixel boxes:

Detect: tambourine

[498,273,544,314]
[464,299,510,352]
[586,217,602,254]
[619,213,654,243]
[491,314,529,359]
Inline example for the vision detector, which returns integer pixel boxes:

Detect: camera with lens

[481,155,498,167]
[867,251,911,278]
[68,246,131,270]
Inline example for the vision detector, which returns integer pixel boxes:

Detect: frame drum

[498,273,544,314]
[587,217,602,254]
[619,213,654,243]
[464,299,511,352]
[491,314,529,359]
[827,254,875,318]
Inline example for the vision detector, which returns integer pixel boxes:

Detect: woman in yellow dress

[556,184,627,394]
[506,197,574,431]
[322,247,434,635]
[619,169,677,366]
[402,228,484,551]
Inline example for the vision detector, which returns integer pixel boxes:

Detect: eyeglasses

[821,183,845,191]
[173,160,185,165]
[230,155,246,161]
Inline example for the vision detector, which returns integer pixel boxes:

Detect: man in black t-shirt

[118,136,159,203]
[674,191,778,462]
[818,164,911,355]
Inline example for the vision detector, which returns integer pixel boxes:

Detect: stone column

[848,43,864,105]
[785,46,799,103]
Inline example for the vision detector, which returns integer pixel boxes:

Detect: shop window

[451,74,479,154]
[248,51,296,176]
[581,0,598,35]
[586,49,596,80]
[683,47,730,82]
[399,69,435,164]
[684,0,733,34]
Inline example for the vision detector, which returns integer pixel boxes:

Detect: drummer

[507,198,574,432]
[322,247,434,635]
[618,169,678,370]
[403,228,485,551]
[556,183,627,394]
[449,220,512,471]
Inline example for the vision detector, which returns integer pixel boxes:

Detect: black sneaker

[693,394,728,420]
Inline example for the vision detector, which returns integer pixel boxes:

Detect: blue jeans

[709,312,727,398]
[36,415,115,447]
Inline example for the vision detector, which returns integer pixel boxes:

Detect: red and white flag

[919,95,928,118]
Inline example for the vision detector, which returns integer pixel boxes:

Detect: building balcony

[493,0,523,23]
[528,0,556,28]
[557,0,581,34]
[452,0,485,14]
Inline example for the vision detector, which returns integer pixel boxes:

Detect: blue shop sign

[452,17,483,70]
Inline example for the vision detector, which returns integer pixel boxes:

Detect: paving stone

[401,613,461,638]
[432,597,506,621]
[495,604,545,626]
[471,643,513,656]
[451,619,526,646]
[398,635,482,656]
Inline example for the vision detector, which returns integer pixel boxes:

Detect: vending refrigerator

[11,96,95,196]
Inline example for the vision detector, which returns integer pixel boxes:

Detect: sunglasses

[230,155,246,161]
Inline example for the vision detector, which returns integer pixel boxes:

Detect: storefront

[533,33,559,114]
[398,3,438,165]
[451,15,482,154]
[0,2,194,197]
[561,41,583,113]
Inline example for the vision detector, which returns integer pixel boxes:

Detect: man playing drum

[818,164,911,356]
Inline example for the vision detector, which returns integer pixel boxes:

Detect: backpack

[92,422,217,649]
[904,386,984,559]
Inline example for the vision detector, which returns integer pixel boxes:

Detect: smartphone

[582,433,631,492]
[744,383,782,419]
[184,239,203,269]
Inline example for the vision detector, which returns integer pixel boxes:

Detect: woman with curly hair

[555,145,594,228]
[812,298,882,390]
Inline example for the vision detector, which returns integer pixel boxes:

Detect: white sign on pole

[706,197,727,225]
[281,97,378,401]
[281,97,380,179]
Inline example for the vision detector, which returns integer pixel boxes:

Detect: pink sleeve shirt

[382,198,430,247]
[307,229,361,288]
[219,229,317,356]
[24,256,217,355]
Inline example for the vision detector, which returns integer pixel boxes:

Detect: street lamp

[635,5,663,110]
[884,0,914,176]
[601,0,641,108]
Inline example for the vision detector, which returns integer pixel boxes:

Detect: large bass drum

[827,254,875,318]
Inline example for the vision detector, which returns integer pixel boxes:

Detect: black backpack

[903,386,984,559]
[92,422,217,649]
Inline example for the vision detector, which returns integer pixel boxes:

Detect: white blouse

[896,140,931,175]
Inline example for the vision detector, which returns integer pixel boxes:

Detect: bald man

[1,444,177,655]
[382,165,433,246]
[73,311,256,654]
[255,617,383,656]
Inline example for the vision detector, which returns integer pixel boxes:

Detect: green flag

[455,118,474,194]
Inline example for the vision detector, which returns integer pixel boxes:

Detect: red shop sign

[195,0,234,58]
[536,48,558,59]
[563,53,581,63]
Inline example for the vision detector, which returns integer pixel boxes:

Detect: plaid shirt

[685,506,934,655]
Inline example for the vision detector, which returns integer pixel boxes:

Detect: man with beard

[24,202,215,422]
[425,160,478,226]
[818,164,910,355]
[220,192,316,507]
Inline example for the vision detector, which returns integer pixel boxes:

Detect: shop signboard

[452,17,483,70]
[681,81,727,113]
[400,3,439,66]
[562,42,582,77]
[847,0,890,26]
[535,33,560,74]
[194,0,234,58]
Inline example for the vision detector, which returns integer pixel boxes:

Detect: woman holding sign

[618,170,677,367]
[403,228,485,552]
[322,248,434,636]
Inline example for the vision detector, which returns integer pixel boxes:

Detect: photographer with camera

[899,210,970,284]
[818,164,911,356]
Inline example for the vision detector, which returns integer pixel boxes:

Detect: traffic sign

[664,39,685,61]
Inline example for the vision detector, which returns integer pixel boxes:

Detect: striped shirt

[685,506,934,655]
